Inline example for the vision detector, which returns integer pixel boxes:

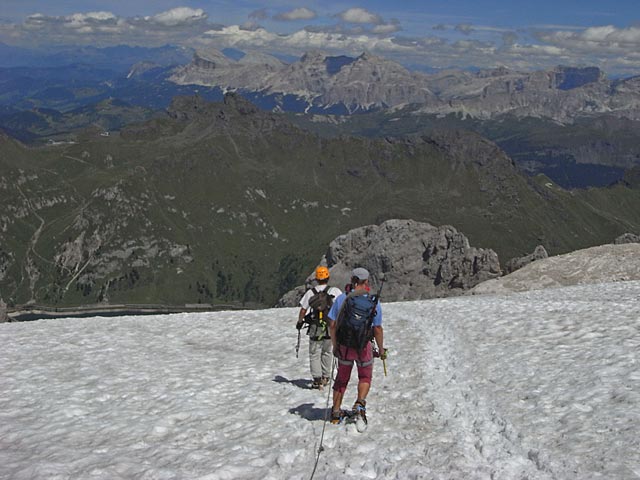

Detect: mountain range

[1,94,639,311]
[171,49,640,122]
[2,45,640,189]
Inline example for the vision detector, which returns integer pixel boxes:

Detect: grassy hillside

[1,95,638,309]
[289,110,640,189]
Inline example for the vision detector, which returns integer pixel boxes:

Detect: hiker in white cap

[327,267,385,425]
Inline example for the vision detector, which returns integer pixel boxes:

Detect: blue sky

[1,1,639,74]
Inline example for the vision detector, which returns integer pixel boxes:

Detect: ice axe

[374,345,389,376]
[381,348,389,376]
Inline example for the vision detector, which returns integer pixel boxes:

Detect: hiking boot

[321,376,330,387]
[352,399,367,424]
[311,378,323,390]
[330,409,342,424]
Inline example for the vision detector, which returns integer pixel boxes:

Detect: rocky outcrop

[0,297,7,323]
[278,219,501,306]
[504,245,548,274]
[614,233,640,244]
[471,243,640,295]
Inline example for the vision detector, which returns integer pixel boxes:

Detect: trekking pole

[296,329,301,358]
[383,356,388,376]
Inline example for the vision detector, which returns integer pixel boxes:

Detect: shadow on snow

[289,403,330,422]
[273,375,313,390]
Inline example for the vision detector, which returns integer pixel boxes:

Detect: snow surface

[1,281,640,479]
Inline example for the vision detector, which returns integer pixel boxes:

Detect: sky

[1,1,640,74]
[1,280,639,479]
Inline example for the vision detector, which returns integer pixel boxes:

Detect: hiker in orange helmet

[297,266,342,390]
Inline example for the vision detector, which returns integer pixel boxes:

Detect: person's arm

[329,320,338,352]
[297,308,307,329]
[328,294,343,354]
[373,325,384,358]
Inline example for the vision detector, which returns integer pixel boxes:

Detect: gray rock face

[0,297,7,323]
[471,243,640,295]
[614,233,640,244]
[171,49,438,113]
[504,245,548,274]
[278,219,501,306]
[171,50,640,122]
[275,285,307,308]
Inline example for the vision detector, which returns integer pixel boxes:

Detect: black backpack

[306,287,334,340]
[336,293,378,350]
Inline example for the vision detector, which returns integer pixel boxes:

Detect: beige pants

[309,338,333,379]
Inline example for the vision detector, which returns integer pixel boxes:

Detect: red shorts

[333,343,373,394]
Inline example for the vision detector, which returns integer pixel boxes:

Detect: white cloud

[372,23,401,35]
[203,25,279,48]
[536,25,640,52]
[3,8,640,75]
[145,7,207,27]
[274,8,317,22]
[68,12,118,24]
[338,8,383,25]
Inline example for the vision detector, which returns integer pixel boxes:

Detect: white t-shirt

[299,284,343,311]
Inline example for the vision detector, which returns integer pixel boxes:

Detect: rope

[309,356,336,480]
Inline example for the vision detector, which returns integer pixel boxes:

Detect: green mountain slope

[1,95,638,309]
[289,109,640,189]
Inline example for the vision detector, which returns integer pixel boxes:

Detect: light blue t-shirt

[328,292,382,327]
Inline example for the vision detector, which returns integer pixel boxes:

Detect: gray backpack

[305,287,334,340]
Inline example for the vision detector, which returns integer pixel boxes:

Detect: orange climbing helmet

[315,266,330,281]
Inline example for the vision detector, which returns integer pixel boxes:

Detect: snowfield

[1,280,639,479]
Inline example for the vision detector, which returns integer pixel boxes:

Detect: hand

[379,348,387,361]
[296,320,304,330]
[333,344,339,358]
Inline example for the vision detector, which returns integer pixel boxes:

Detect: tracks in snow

[379,304,556,479]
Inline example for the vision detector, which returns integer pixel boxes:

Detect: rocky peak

[278,219,501,306]
[299,50,327,64]
[237,52,284,70]
[193,48,234,68]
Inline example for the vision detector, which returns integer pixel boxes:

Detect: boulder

[0,297,7,323]
[614,233,640,244]
[504,245,548,274]
[278,219,501,306]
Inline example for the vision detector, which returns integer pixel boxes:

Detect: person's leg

[356,381,371,401]
[332,346,354,415]
[320,338,333,383]
[355,343,374,404]
[309,340,322,385]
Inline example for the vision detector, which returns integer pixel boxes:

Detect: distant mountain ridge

[171,49,640,122]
